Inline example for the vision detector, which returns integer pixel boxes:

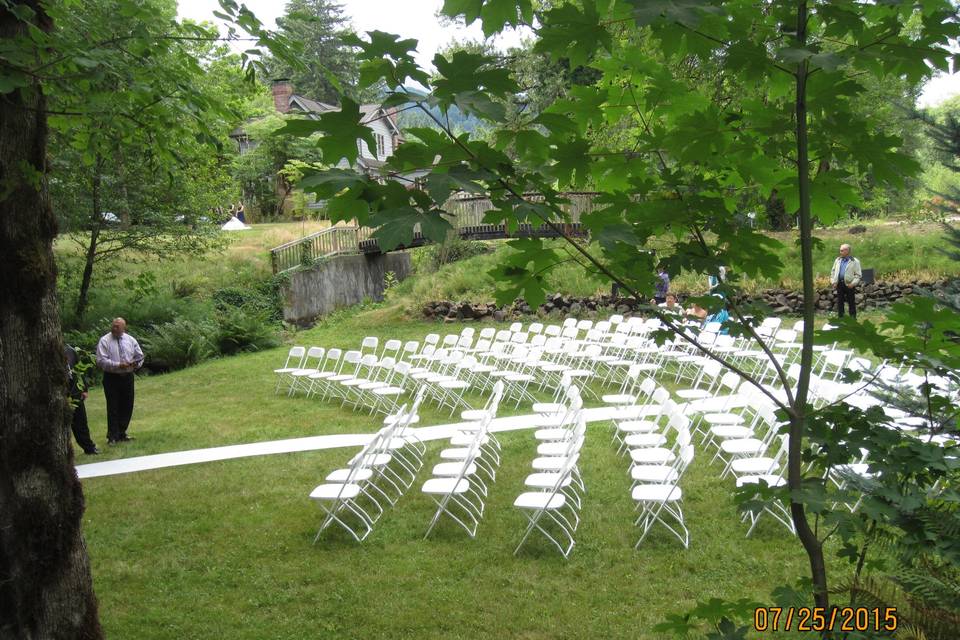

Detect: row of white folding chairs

[310,392,426,542]
[275,336,398,394]
[618,399,694,549]
[296,349,416,415]
[514,385,586,558]
[274,338,416,396]
[422,383,505,539]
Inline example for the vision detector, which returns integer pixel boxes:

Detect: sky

[177,0,527,74]
[177,0,958,108]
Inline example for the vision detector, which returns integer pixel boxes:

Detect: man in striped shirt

[96,317,145,445]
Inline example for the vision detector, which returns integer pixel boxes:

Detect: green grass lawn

[80,312,822,639]
[67,220,936,637]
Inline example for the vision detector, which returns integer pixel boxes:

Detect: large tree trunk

[0,3,104,638]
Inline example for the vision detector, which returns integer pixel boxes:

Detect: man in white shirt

[830,243,862,318]
[95,317,144,444]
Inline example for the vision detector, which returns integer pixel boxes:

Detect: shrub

[170,278,202,299]
[212,281,283,322]
[143,318,217,372]
[214,307,280,355]
[423,233,493,272]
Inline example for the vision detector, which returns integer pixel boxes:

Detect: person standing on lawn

[95,317,144,445]
[830,243,862,319]
[64,344,98,455]
[653,265,670,305]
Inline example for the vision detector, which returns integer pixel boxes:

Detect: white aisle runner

[76,406,635,479]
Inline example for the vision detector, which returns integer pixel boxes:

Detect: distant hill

[395,86,484,135]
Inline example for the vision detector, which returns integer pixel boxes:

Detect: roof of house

[288,95,402,136]
[228,93,404,146]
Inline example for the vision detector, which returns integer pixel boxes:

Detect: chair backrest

[760,317,782,331]
[637,377,657,400]
[774,329,798,344]
[703,321,722,334]
[768,434,790,471]
[458,354,479,369]
[305,346,325,361]
[595,320,611,334]
[361,336,378,353]
[672,416,692,446]
[402,341,419,358]
[791,320,804,333]
[460,327,475,339]
[494,329,512,342]
[509,321,523,332]
[528,322,544,334]
[583,344,602,359]
[719,371,741,393]
[284,346,306,368]
[561,326,578,340]
[341,350,362,371]
[510,332,528,344]
[323,348,343,371]
[479,327,496,341]
[676,444,695,475]
[382,339,402,356]
[359,354,378,373]
[457,335,473,349]
[610,313,624,325]
[423,334,440,348]
[376,357,397,381]
[576,320,593,332]
[473,338,492,352]
[544,325,562,337]
[649,386,670,406]
[530,334,547,347]
[544,336,564,352]
[562,318,577,328]
[699,360,723,384]
[442,334,459,348]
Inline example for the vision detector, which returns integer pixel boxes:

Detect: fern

[832,571,960,640]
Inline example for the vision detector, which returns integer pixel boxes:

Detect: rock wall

[421,279,955,321]
[283,252,412,325]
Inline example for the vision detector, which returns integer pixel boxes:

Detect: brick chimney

[272,78,293,114]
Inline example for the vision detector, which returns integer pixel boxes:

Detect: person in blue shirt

[705,304,730,334]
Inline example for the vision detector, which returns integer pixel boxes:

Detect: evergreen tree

[264,0,359,103]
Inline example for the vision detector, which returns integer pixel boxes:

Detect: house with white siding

[230,79,404,178]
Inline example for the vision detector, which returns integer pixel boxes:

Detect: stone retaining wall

[283,253,412,324]
[421,279,955,321]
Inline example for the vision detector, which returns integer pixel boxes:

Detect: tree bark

[75,159,103,320]
[790,0,830,613]
[0,3,104,638]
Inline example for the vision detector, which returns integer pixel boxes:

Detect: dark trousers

[837,282,857,318]
[70,399,97,453]
[103,372,135,441]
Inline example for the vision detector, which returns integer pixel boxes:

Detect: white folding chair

[274,346,306,394]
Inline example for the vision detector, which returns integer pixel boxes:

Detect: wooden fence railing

[269,192,597,274]
[270,225,363,275]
